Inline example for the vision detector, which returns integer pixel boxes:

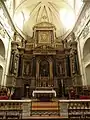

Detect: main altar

[7,22,81,100]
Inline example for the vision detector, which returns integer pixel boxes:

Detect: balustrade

[0,100,31,119]
[68,100,90,119]
[0,100,89,119]
[59,100,90,119]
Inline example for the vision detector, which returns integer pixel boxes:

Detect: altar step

[23,116,68,120]
[31,101,60,116]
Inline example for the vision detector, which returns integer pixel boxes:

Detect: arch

[0,65,3,86]
[0,39,5,58]
[85,64,90,85]
[83,38,90,58]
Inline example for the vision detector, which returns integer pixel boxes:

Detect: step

[32,101,59,110]
[23,116,68,120]
[31,101,59,116]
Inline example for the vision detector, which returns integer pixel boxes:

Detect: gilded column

[17,47,25,76]
[9,50,15,74]
[36,60,39,79]
[66,54,71,77]
[17,54,23,76]
[36,60,39,87]
[50,61,53,86]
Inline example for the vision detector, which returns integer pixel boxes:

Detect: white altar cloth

[32,90,56,97]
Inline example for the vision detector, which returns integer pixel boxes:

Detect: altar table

[32,90,56,97]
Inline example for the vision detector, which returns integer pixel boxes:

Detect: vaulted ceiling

[13,0,82,37]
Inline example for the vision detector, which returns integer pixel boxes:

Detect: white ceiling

[13,0,81,37]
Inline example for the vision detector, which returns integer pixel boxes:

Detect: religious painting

[39,60,49,77]
[38,30,52,44]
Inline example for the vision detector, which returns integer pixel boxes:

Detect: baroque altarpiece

[7,22,81,99]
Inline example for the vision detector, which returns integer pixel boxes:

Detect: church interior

[0,0,90,119]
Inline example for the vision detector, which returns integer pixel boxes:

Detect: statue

[71,32,75,41]
[24,63,30,75]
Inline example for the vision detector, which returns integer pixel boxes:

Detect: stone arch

[83,38,90,58]
[0,39,5,58]
[85,64,90,85]
[0,65,3,86]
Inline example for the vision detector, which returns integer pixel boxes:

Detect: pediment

[33,22,56,29]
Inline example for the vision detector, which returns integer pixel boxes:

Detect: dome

[13,0,78,37]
